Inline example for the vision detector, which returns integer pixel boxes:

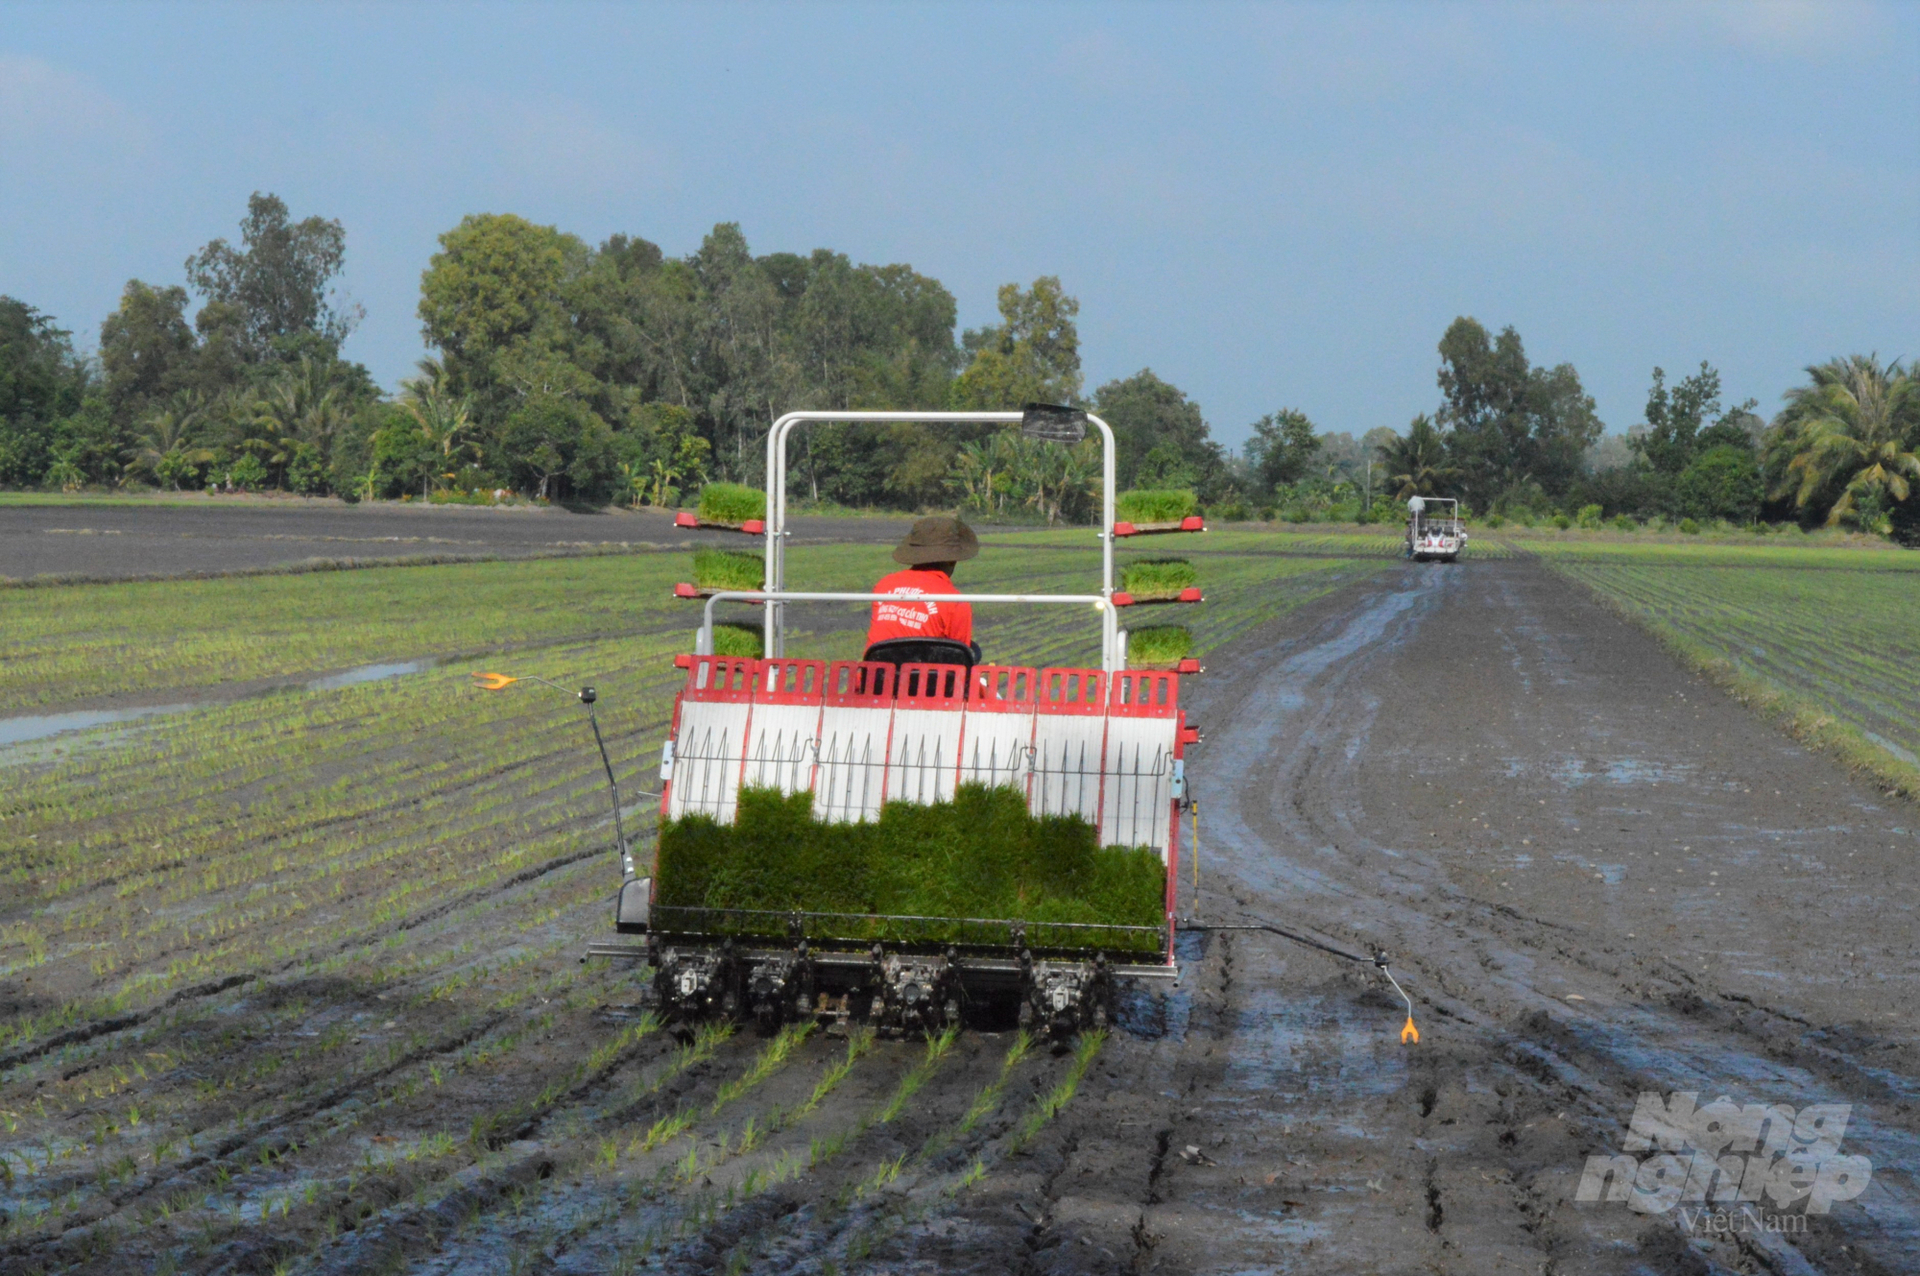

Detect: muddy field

[3,550,1915,1274]
[0,500,921,581]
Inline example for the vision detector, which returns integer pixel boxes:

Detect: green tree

[1243,408,1318,493]
[1675,444,1763,523]
[98,281,196,431]
[185,192,358,363]
[500,395,615,501]
[950,277,1081,410]
[0,297,88,486]
[1376,414,1459,499]
[1092,369,1222,493]
[1434,317,1602,507]
[1766,355,1920,530]
[418,213,589,405]
[126,401,216,490]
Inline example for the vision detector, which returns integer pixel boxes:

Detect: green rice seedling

[1119,558,1197,599]
[692,549,764,592]
[1115,489,1197,524]
[710,1022,814,1114]
[1007,1029,1105,1151]
[953,1031,1032,1138]
[696,483,766,524]
[1126,626,1192,666]
[655,784,1166,950]
[708,622,763,658]
[877,1027,959,1124]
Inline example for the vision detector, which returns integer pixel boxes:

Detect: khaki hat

[891,516,980,566]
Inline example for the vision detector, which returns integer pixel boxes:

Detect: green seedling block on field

[1126,625,1192,665]
[709,622,764,657]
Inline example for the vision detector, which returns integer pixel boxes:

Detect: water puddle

[306,659,433,691]
[0,704,195,749]
[0,660,439,762]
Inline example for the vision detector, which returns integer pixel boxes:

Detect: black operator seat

[860,637,981,699]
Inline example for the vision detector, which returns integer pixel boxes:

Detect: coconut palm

[1768,356,1920,529]
[243,358,350,486]
[127,399,217,490]
[1376,415,1460,500]
[400,375,478,496]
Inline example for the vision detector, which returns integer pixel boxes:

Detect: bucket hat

[891,516,979,566]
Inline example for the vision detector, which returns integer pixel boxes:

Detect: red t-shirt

[867,568,972,646]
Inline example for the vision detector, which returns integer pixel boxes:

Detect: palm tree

[127,398,216,490]
[1767,356,1920,529]
[244,358,349,486]
[400,375,477,497]
[1376,415,1460,500]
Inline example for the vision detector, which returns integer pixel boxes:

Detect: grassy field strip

[1531,540,1920,795]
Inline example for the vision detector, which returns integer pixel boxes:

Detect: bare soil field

[3,546,1914,1274]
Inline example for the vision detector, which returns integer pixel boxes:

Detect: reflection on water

[306,660,431,691]
[0,704,195,748]
[0,659,437,760]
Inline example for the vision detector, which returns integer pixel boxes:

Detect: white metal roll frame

[695,410,1124,671]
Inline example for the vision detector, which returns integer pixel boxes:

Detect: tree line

[0,193,1235,518]
[1,192,1912,539]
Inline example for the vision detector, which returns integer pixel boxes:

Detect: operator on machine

[864,516,981,663]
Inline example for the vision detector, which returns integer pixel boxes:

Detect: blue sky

[2,1,1914,450]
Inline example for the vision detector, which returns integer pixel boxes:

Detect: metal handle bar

[759,410,1119,669]
[697,589,1114,656]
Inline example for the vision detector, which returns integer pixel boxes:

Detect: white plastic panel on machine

[667,700,750,823]
[885,708,962,805]
[1099,717,1177,852]
[813,706,891,823]
[957,711,1034,792]
[741,703,822,797]
[1028,715,1108,828]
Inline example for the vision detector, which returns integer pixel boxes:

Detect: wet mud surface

[950,557,1917,1275]
[0,502,923,581]
[8,555,1916,1275]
